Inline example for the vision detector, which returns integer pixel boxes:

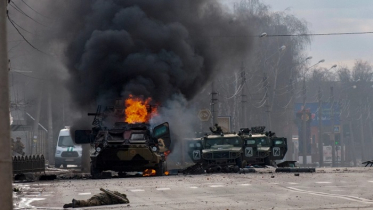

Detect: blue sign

[294,103,340,126]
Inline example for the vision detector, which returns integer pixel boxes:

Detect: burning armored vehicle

[74,98,171,178]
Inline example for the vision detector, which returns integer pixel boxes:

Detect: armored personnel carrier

[74,103,171,178]
[186,124,245,173]
[239,126,287,166]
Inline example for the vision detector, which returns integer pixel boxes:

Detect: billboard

[294,103,340,126]
[217,116,231,132]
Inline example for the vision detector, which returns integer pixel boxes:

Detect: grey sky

[222,0,373,70]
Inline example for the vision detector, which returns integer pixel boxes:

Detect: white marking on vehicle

[78,192,92,195]
[130,189,145,192]
[156,188,170,191]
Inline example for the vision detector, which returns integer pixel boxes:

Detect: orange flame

[143,169,156,177]
[125,95,157,124]
[164,150,171,160]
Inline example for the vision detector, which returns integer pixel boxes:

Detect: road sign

[334,125,340,133]
[198,109,211,121]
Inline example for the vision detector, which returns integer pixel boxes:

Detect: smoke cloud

[55,0,253,110]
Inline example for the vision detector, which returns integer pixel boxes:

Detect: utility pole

[241,65,246,128]
[318,87,323,167]
[263,73,271,130]
[302,77,307,166]
[47,72,54,165]
[330,87,336,167]
[349,121,357,166]
[32,89,43,155]
[359,98,365,162]
[286,79,294,161]
[210,81,218,125]
[0,1,13,209]
[339,100,345,166]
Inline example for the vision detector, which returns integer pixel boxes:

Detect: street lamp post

[301,59,324,166]
[263,45,286,130]
[287,56,312,161]
[328,64,338,167]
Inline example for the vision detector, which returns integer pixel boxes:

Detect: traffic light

[334,140,339,145]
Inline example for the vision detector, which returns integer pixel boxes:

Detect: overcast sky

[222,0,373,70]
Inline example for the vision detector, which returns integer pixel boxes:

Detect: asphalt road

[13,167,373,210]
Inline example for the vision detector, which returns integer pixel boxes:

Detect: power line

[10,2,49,27]
[21,0,53,19]
[205,31,373,38]
[264,31,373,37]
[7,15,33,34]
[7,12,49,55]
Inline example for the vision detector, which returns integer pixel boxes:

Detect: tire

[63,163,67,168]
[118,172,127,178]
[90,161,101,179]
[236,157,243,168]
[156,161,165,176]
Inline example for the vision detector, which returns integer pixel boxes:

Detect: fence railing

[12,155,45,174]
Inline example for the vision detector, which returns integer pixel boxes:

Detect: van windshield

[58,136,75,147]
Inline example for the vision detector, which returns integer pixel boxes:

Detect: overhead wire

[10,1,49,27]
[21,0,53,20]
[7,12,49,55]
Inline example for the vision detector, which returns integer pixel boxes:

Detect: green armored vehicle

[187,125,245,173]
[239,126,287,166]
[74,105,171,178]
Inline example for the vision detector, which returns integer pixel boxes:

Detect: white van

[55,127,82,168]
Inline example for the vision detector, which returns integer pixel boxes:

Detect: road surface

[13,167,373,210]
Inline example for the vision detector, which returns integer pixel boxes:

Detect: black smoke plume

[55,0,253,109]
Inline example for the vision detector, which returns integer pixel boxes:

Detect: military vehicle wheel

[90,162,101,179]
[118,172,127,178]
[156,161,166,176]
[236,157,243,168]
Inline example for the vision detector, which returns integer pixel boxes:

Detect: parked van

[55,127,82,168]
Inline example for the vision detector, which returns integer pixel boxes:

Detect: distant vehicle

[55,126,82,168]
[239,126,287,166]
[74,104,171,178]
